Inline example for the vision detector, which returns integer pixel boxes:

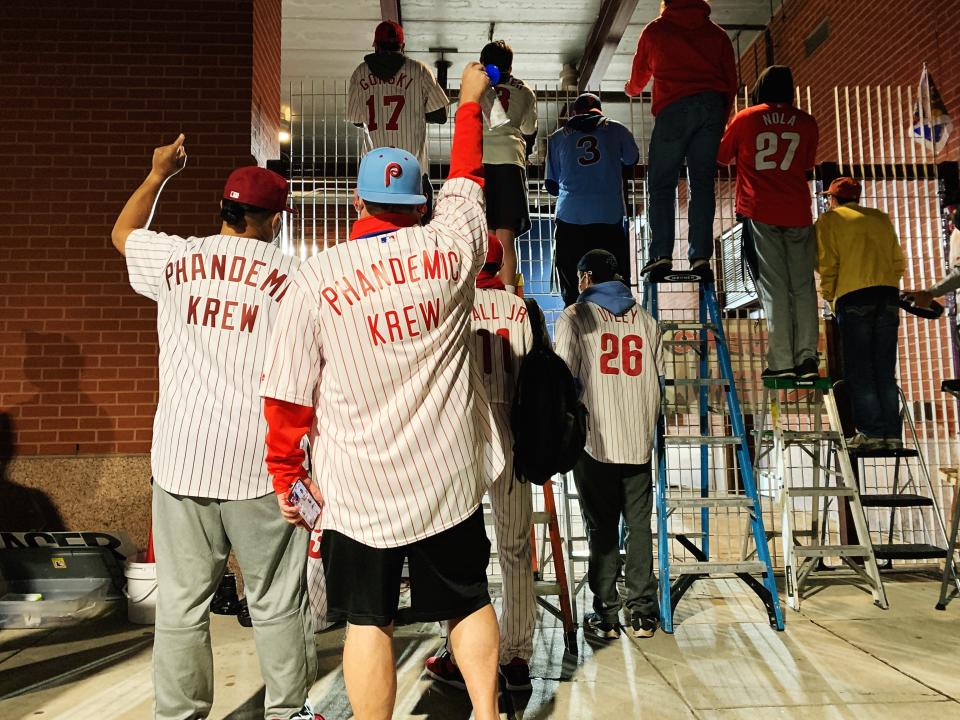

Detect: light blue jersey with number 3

[546,116,640,225]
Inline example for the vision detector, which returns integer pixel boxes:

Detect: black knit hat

[577,249,619,283]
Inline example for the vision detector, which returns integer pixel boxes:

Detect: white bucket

[124,554,158,625]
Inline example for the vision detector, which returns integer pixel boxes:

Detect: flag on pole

[911,66,953,154]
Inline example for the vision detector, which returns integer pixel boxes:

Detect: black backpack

[510,299,588,484]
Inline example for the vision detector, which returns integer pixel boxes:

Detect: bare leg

[448,604,500,720]
[495,228,517,289]
[343,622,396,720]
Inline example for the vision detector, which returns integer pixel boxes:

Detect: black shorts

[554,219,631,306]
[321,508,491,627]
[484,163,531,236]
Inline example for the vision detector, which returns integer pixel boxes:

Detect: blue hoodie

[579,280,637,315]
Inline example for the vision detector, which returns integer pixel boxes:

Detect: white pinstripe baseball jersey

[554,294,663,464]
[125,229,298,500]
[483,76,537,166]
[347,56,449,172]
[471,289,536,406]
[260,177,505,548]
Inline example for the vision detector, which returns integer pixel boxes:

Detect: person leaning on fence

[546,92,640,306]
[480,39,538,292]
[624,0,737,277]
[554,249,664,641]
[906,198,960,310]
[717,65,821,380]
[816,177,905,451]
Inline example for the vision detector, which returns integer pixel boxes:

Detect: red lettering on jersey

[228,256,246,282]
[175,258,187,285]
[321,287,341,315]
[420,297,441,330]
[402,304,420,338]
[384,310,402,342]
[388,257,406,284]
[472,306,482,321]
[510,305,527,323]
[191,253,207,281]
[211,254,227,280]
[275,284,290,303]
[187,295,201,323]
[261,268,288,298]
[371,260,393,289]
[245,260,265,287]
[448,252,460,280]
[423,250,443,279]
[239,303,259,332]
[221,300,237,330]
[165,262,174,290]
[338,276,361,305]
[202,297,221,327]
[367,314,386,345]
[356,269,377,297]
[406,255,420,283]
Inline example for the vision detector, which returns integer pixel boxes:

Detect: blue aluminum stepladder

[645,267,784,632]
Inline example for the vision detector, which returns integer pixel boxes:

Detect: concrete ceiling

[281,0,779,90]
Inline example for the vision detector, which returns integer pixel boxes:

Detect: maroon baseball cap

[222,166,295,213]
[374,20,403,46]
[572,93,602,114]
[820,177,862,201]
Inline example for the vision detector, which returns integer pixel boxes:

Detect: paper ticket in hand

[289,479,321,529]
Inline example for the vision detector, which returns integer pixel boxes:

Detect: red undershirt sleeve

[447,101,484,186]
[264,397,315,495]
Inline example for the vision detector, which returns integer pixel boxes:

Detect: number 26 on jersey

[599,333,642,376]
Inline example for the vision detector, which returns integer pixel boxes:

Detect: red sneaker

[424,648,466,690]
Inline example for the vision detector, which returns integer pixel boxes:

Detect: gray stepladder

[647,270,784,633]
[936,380,960,610]
[754,376,888,611]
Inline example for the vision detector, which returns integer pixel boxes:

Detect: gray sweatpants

[152,486,317,720]
[749,220,819,370]
[572,452,658,622]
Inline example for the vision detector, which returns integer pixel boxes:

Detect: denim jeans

[647,92,726,261]
[836,289,902,438]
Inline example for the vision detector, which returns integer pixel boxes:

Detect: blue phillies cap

[356,147,426,205]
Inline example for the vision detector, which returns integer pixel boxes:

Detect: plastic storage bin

[0,577,116,628]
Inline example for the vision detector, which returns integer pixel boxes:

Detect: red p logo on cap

[384,162,403,188]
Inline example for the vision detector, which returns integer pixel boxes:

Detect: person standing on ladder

[546,93,640,306]
[425,234,542,692]
[347,21,450,223]
[716,65,821,380]
[480,40,538,293]
[625,0,737,277]
[555,249,663,639]
[816,177,905,450]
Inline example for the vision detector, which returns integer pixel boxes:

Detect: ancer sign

[0,531,137,561]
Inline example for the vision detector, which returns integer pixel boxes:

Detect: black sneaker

[499,657,532,691]
[640,257,672,275]
[210,572,243,616]
[237,597,252,628]
[631,615,658,639]
[583,612,620,640]
[288,703,325,720]
[689,258,710,272]
[761,367,796,380]
[795,357,820,379]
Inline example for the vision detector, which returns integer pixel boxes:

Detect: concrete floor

[1,574,959,719]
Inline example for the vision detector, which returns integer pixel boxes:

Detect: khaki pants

[152,486,317,720]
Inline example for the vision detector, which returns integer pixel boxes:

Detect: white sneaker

[846,433,883,450]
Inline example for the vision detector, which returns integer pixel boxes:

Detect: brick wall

[736,0,960,162]
[0,0,281,459]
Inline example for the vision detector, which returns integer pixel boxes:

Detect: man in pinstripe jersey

[112,136,321,720]
[261,63,503,720]
[425,234,541,692]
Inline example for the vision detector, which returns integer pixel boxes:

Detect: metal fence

[281,78,959,573]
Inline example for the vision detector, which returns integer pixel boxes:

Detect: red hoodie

[625,0,737,117]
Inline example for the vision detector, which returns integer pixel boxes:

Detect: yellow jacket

[815,203,904,306]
